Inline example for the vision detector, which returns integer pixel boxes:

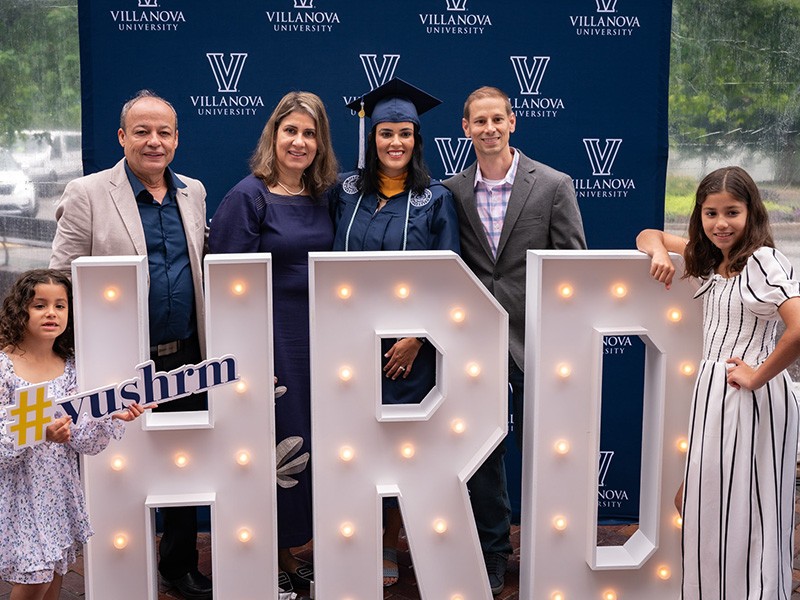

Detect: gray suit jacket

[444,150,586,370]
[50,158,209,347]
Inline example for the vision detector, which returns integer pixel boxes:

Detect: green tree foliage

[0,0,79,146]
[671,0,800,183]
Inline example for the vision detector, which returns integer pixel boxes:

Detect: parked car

[11,130,82,197]
[0,150,37,217]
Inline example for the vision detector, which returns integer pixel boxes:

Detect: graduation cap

[347,77,442,168]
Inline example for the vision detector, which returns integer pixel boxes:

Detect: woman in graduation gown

[330,78,460,586]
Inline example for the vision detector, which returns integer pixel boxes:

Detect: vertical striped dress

[682,247,799,599]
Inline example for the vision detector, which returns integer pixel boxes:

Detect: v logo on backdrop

[583,138,622,176]
[597,450,614,488]
[445,0,468,10]
[435,138,473,176]
[206,53,248,93]
[359,54,400,90]
[596,0,618,13]
[509,56,550,96]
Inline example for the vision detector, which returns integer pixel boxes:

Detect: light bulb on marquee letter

[667,308,683,322]
[673,514,683,528]
[554,439,570,455]
[657,565,671,580]
[110,455,125,471]
[337,285,352,299]
[339,522,355,538]
[551,592,565,600]
[611,283,628,298]
[234,380,248,394]
[395,284,410,299]
[400,443,415,459]
[450,306,466,323]
[433,519,448,534]
[466,362,481,378]
[338,366,353,382]
[558,283,574,298]
[602,591,617,600]
[174,453,189,468]
[230,281,247,296]
[237,528,252,543]
[339,446,355,462]
[450,419,466,434]
[113,533,128,549]
[676,438,688,453]
[235,450,251,466]
[552,515,568,531]
[103,286,120,302]
[556,363,572,378]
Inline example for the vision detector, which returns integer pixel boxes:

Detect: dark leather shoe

[165,570,213,600]
[484,552,508,595]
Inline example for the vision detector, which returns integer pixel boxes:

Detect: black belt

[150,338,188,357]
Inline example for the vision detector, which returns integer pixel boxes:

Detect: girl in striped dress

[637,166,800,600]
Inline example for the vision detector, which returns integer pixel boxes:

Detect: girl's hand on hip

[726,357,758,390]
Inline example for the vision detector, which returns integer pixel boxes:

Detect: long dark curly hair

[684,166,774,278]
[0,269,74,359]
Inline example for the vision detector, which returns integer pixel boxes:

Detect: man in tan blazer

[50,90,212,600]
[444,86,586,596]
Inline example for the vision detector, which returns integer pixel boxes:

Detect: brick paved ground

[2,504,800,599]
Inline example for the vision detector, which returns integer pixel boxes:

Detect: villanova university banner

[78,0,673,523]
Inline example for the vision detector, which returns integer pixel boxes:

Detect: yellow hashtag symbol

[9,385,53,447]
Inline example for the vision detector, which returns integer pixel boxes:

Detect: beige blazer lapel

[175,186,206,275]
[175,183,208,354]
[108,161,147,255]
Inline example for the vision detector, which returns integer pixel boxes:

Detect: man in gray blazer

[50,90,212,600]
[444,86,586,595]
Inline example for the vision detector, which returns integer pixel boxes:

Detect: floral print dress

[0,352,124,584]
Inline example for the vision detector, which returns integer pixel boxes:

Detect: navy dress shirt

[125,161,195,345]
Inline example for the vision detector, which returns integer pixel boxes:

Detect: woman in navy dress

[331,78,460,586]
[209,91,338,596]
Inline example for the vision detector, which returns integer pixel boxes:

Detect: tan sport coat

[49,158,209,348]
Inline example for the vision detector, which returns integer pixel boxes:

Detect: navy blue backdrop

[78,0,673,523]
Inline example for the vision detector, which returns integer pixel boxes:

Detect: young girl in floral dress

[0,269,146,600]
